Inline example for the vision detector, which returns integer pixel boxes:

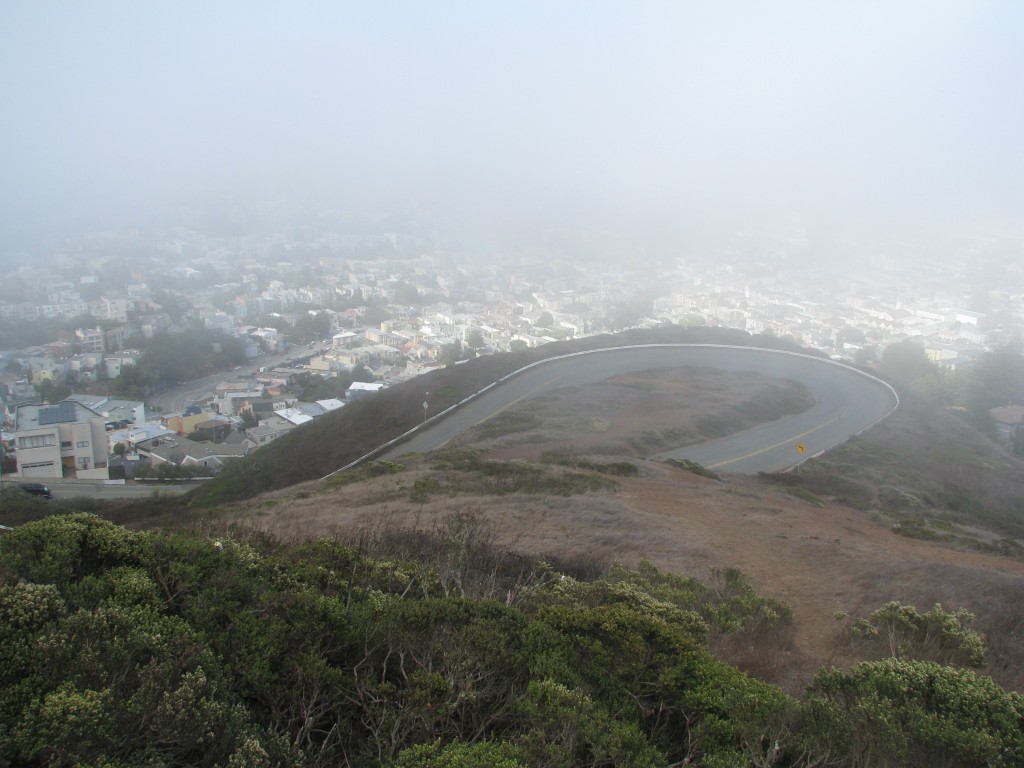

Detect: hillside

[10,328,1023,693]
[184,326,817,507]
[181,344,1022,693]
[5,331,1024,766]
[207,442,1024,694]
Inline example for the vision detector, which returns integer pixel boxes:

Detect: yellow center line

[707,416,842,469]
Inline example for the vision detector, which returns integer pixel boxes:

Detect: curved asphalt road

[384,345,898,474]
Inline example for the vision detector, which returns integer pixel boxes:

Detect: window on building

[61,441,73,449]
[19,434,56,449]
[76,440,89,448]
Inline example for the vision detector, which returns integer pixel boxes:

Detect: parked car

[16,482,53,499]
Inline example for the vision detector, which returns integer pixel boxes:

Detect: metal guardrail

[319,343,901,481]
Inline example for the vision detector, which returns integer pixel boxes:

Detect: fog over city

[2,2,1022,259]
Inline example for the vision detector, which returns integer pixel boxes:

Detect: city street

[31,479,192,500]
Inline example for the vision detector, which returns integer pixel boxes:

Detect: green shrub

[539,450,639,476]
[395,739,528,768]
[806,658,1024,767]
[475,410,544,438]
[664,458,721,481]
[845,601,986,668]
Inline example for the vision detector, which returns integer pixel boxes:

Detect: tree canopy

[109,329,246,399]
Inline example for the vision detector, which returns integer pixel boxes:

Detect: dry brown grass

[213,454,1024,695]
[118,343,1024,697]
[480,367,811,460]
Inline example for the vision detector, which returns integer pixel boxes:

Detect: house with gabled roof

[138,433,250,473]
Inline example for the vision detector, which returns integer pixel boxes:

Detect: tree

[465,327,485,351]
[879,340,935,384]
[352,364,375,383]
[395,739,527,768]
[289,312,331,346]
[362,304,392,326]
[854,345,878,366]
[110,363,156,400]
[392,280,422,306]
[440,340,463,365]
[295,371,355,402]
[108,329,246,393]
[969,348,1024,408]
[256,314,289,333]
[835,326,866,348]
[36,379,71,404]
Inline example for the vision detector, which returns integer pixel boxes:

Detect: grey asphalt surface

[384,345,898,474]
[53,481,191,500]
[1,479,192,501]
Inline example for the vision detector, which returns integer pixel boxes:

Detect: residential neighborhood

[2,220,1024,483]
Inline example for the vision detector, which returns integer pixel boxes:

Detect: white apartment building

[14,400,109,479]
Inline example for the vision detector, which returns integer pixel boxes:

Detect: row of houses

[4,379,381,479]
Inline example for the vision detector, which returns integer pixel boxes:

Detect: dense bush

[806,658,1024,767]
[3,514,1021,767]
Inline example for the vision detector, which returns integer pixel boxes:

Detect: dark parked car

[16,482,53,499]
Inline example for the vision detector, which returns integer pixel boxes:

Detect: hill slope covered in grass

[186,326,816,507]
[778,391,1024,543]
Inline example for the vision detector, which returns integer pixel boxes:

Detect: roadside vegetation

[322,450,621,504]
[765,392,1024,544]
[748,338,1024,551]
[2,513,1021,768]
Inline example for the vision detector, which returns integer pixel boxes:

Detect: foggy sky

[1,2,1022,252]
